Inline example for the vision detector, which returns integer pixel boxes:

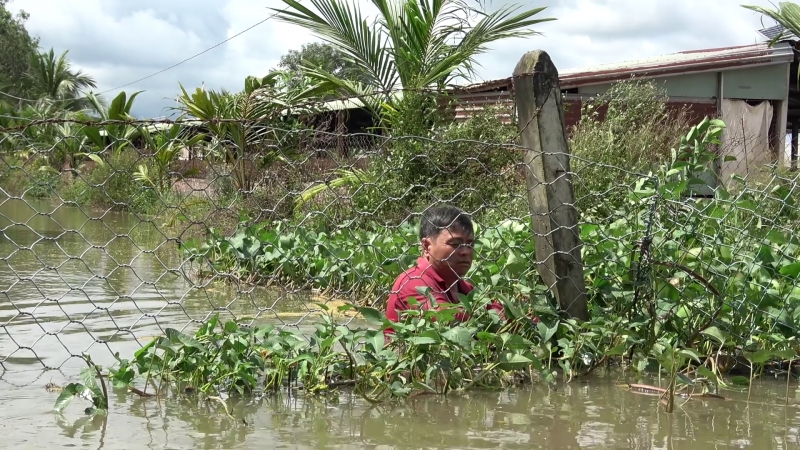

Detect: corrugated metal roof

[559,41,796,88]
[451,78,513,93]
[450,42,797,94]
[301,91,404,113]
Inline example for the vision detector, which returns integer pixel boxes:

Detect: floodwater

[2,199,800,449]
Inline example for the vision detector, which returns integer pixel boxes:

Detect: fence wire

[0,100,797,393]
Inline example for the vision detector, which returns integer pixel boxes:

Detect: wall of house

[575,64,790,101]
[577,71,719,98]
[721,64,789,100]
[561,98,718,131]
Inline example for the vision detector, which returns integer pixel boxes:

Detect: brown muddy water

[2,199,800,449]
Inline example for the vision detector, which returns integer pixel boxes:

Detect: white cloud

[8,0,783,117]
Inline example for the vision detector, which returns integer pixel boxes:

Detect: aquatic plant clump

[98,294,553,403]
[170,118,800,398]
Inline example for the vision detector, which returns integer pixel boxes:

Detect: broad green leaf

[53,383,89,413]
[165,328,205,351]
[678,349,701,363]
[701,326,729,346]
[409,336,438,346]
[357,306,386,326]
[695,365,718,381]
[779,262,800,279]
[367,330,384,353]
[773,348,797,360]
[442,327,474,349]
[744,349,772,364]
[676,373,695,386]
[604,342,628,356]
[730,375,750,386]
[497,352,535,370]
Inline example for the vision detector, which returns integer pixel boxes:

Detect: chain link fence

[0,89,798,398]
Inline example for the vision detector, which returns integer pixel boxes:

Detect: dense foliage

[168,119,800,404]
[277,42,372,92]
[0,0,39,96]
[569,79,692,217]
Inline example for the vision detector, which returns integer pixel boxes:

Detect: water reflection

[1,375,794,449]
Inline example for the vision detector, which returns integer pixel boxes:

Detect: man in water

[385,205,504,336]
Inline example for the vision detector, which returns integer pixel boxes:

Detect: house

[306,40,800,179]
[449,40,799,179]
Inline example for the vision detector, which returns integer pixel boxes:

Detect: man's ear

[421,237,432,254]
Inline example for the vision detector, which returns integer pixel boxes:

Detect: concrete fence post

[512,50,589,321]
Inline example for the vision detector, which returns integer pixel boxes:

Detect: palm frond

[272,0,399,93]
[294,168,374,211]
[743,2,800,42]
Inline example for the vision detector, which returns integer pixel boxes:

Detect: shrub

[569,79,693,218]
[59,149,161,214]
[356,94,524,226]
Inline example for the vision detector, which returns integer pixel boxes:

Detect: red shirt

[384,257,503,337]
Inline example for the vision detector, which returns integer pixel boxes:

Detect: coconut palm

[24,48,98,113]
[743,2,800,43]
[743,2,800,88]
[271,0,554,117]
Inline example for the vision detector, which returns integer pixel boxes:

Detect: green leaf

[497,352,535,371]
[701,326,729,346]
[676,373,695,386]
[357,306,386,326]
[604,342,628,356]
[730,375,750,386]
[695,365,718,381]
[367,330,384,353]
[773,348,797,360]
[412,381,438,393]
[409,336,438,346]
[442,327,473,349]
[537,321,558,342]
[744,349,772,364]
[779,262,800,279]
[165,328,205,351]
[53,383,88,413]
[678,349,700,363]
[79,367,98,392]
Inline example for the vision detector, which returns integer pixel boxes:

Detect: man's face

[423,226,475,279]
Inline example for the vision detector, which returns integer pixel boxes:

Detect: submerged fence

[1,69,800,396]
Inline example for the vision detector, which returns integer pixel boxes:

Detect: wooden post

[512,50,589,321]
[792,119,798,171]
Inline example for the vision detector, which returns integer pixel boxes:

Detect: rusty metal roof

[454,41,797,94]
[559,41,796,88]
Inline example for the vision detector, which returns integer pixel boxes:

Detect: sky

[8,0,784,118]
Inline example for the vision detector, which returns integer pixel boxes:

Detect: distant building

[450,41,798,180]
[310,40,800,179]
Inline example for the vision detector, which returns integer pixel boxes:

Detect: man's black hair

[419,205,474,240]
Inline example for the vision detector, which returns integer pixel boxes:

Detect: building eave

[559,41,796,88]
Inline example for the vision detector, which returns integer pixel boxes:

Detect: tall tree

[278,42,372,88]
[0,0,40,98]
[271,0,554,116]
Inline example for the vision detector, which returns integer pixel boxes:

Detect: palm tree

[25,48,98,113]
[271,0,554,117]
[174,72,326,192]
[743,2,800,43]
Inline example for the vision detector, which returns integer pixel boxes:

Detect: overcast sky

[9,0,783,118]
